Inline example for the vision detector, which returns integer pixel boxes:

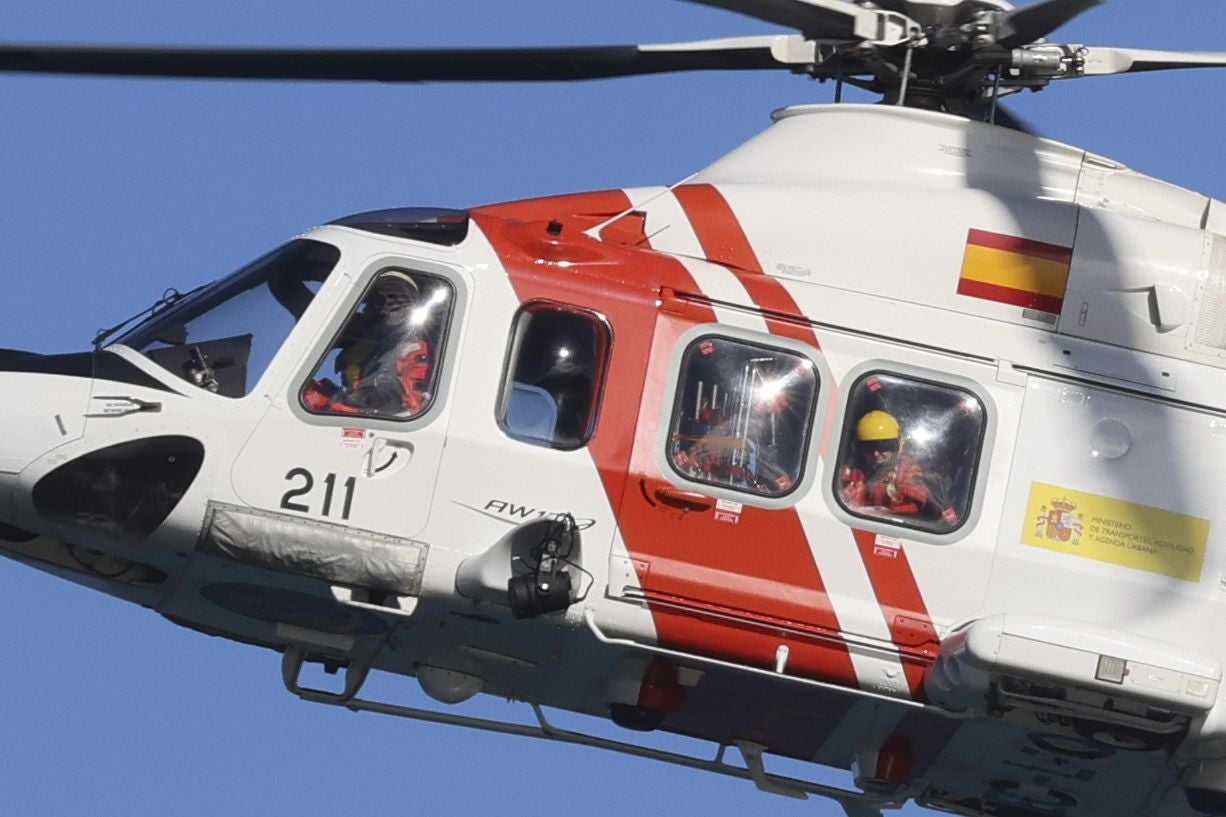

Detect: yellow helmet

[856,410,900,442]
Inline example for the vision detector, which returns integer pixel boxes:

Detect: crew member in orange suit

[840,410,931,515]
[303,271,433,417]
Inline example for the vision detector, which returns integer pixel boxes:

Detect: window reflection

[497,304,609,450]
[117,239,341,397]
[668,337,817,498]
[302,269,453,420]
[835,372,986,534]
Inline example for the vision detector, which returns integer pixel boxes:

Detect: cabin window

[667,337,818,498]
[497,303,610,450]
[834,371,986,534]
[301,268,454,420]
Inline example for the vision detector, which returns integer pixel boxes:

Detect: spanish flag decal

[957,229,1073,315]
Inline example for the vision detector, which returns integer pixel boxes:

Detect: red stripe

[966,228,1073,264]
[625,351,858,685]
[676,183,941,698]
[473,190,859,688]
[478,188,942,698]
[673,183,858,681]
[673,183,763,273]
[957,277,1064,314]
[674,183,811,342]
[852,530,939,698]
[473,190,669,507]
[477,190,650,249]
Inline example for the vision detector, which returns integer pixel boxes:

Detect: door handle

[364,437,414,478]
[652,485,715,512]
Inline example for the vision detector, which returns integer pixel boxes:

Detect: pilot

[303,272,434,417]
[839,410,932,516]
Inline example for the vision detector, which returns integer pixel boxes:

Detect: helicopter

[2,1,1226,814]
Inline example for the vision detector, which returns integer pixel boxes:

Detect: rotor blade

[680,0,912,43]
[1079,46,1226,76]
[0,37,791,82]
[997,0,1104,48]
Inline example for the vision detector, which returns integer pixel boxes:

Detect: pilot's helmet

[369,271,420,318]
[855,410,901,453]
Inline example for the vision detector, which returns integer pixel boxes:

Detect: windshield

[116,239,341,397]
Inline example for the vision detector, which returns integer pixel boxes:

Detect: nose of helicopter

[0,351,93,532]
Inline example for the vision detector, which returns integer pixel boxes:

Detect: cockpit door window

[300,269,454,421]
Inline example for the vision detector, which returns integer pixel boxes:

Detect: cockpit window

[116,239,340,397]
[668,337,818,498]
[301,269,454,421]
[834,371,986,535]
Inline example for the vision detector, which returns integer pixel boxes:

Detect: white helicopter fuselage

[2,104,1225,817]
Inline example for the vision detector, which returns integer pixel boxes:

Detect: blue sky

[1,2,1225,815]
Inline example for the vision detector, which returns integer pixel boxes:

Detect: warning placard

[1021,482,1210,582]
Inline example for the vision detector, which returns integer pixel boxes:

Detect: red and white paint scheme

[3,103,1226,817]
